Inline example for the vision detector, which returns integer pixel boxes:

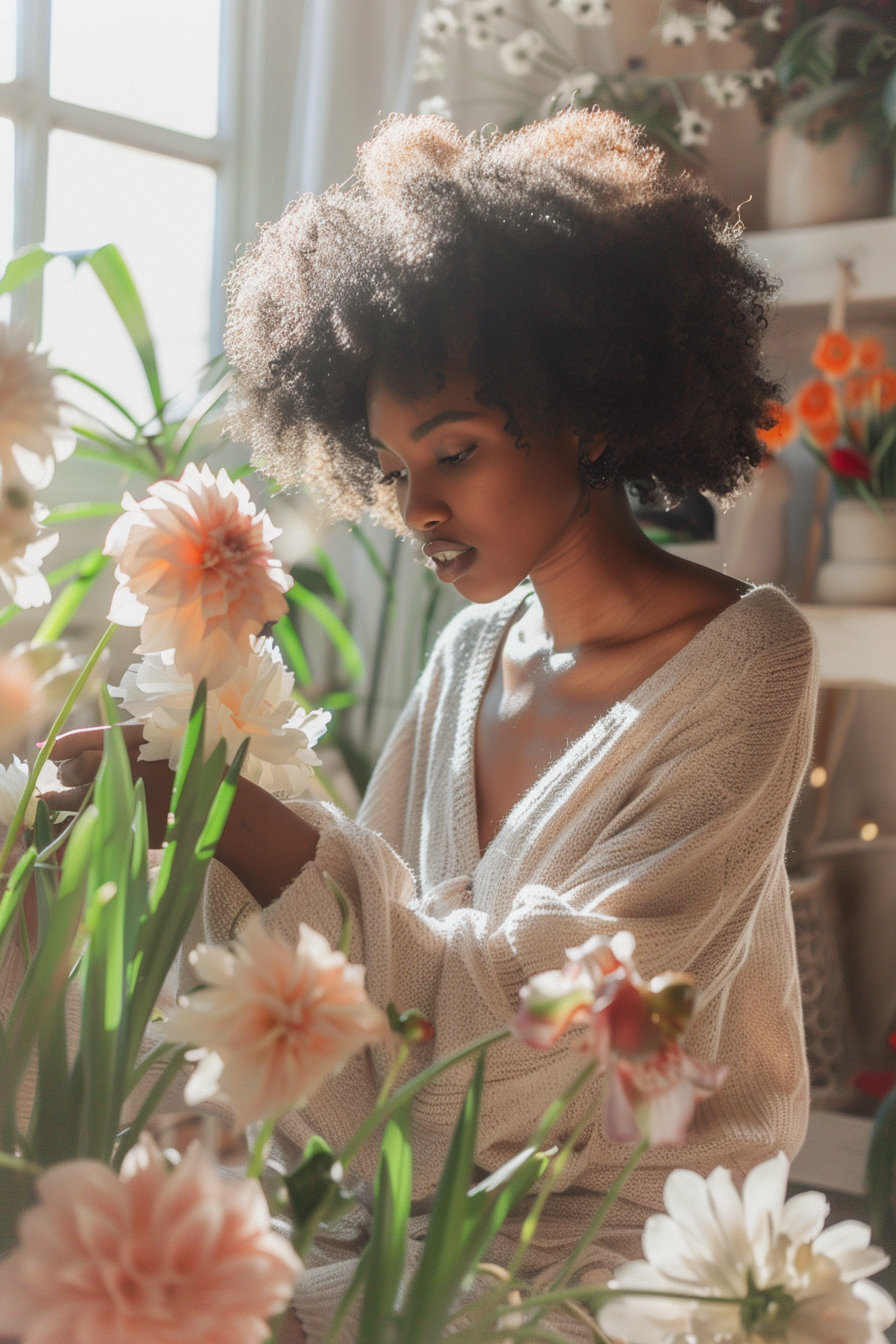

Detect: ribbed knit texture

[195,583,818,1342]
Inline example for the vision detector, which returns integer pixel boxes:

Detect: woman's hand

[44,725,320,908]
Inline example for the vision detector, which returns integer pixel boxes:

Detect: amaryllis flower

[513,933,726,1145]
[0,1133,301,1344]
[813,328,856,377]
[0,322,74,490]
[598,1152,895,1344]
[797,377,838,427]
[856,337,887,373]
[757,400,796,452]
[111,636,330,796]
[104,463,292,690]
[829,447,872,482]
[164,916,390,1126]
[0,475,58,608]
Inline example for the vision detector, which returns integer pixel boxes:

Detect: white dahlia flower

[0,324,74,490]
[599,1152,895,1344]
[111,636,330,797]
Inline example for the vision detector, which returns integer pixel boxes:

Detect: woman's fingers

[48,722,145,761]
[39,783,93,813]
[57,750,103,788]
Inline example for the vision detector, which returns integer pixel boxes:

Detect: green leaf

[313,546,349,605]
[867,1082,896,1238]
[358,1105,412,1344]
[53,369,142,430]
[0,1163,38,1255]
[33,550,110,644]
[0,246,57,295]
[883,67,896,127]
[288,585,364,684]
[284,1136,356,1258]
[113,1045,190,1171]
[43,502,122,527]
[273,614,312,687]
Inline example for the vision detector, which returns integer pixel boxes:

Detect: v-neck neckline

[463,583,765,866]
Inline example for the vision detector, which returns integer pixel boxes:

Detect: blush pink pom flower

[0,1133,301,1344]
[104,463,292,690]
[164,915,390,1127]
[513,932,727,1147]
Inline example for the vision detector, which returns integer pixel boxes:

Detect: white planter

[816,498,896,604]
[767,123,891,230]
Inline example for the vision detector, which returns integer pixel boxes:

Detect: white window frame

[0,0,281,351]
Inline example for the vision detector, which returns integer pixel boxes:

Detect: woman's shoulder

[716,585,816,663]
[691,584,818,710]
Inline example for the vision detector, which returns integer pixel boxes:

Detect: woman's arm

[43,725,320,909]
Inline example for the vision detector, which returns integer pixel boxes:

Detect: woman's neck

[527,483,679,653]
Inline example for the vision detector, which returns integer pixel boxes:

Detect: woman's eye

[438,445,476,468]
[379,467,407,486]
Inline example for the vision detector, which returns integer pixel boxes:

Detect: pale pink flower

[0,1133,301,1344]
[104,463,292,689]
[0,323,74,490]
[0,649,44,757]
[111,637,330,796]
[0,475,58,608]
[164,915,390,1126]
[513,932,726,1146]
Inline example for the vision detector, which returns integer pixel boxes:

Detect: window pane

[0,0,15,83]
[0,118,12,323]
[50,0,220,138]
[43,131,216,428]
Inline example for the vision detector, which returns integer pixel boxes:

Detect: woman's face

[366,366,590,603]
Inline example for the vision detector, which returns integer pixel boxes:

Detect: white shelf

[743,217,896,307]
[791,1110,872,1195]
[798,604,896,689]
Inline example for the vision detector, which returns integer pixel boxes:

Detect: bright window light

[43,130,216,428]
[50,0,221,138]
[0,0,15,84]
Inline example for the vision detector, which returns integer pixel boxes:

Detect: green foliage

[867,1082,896,1240]
[0,688,245,1250]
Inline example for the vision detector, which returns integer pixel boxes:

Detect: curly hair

[224,109,780,529]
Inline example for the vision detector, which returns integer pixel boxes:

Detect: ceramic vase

[767,123,891,230]
[816,498,896,604]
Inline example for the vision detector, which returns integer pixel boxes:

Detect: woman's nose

[403,479,451,533]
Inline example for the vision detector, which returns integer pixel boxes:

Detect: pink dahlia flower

[0,1134,301,1344]
[164,915,390,1126]
[104,463,292,689]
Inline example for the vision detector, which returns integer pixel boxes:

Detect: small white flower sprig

[105,462,330,797]
[414,0,780,158]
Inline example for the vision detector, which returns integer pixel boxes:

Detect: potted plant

[762,326,896,602]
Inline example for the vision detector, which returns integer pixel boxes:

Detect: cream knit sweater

[196,582,817,1341]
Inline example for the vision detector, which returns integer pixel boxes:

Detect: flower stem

[375,1040,410,1109]
[548,1136,649,1295]
[338,1028,510,1172]
[0,621,116,888]
[247,1115,277,1180]
[0,1149,43,1176]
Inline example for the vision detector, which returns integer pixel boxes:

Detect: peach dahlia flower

[0,1134,301,1344]
[164,916,390,1127]
[104,463,292,689]
[0,323,74,491]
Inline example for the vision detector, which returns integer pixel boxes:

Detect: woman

[50,110,817,1341]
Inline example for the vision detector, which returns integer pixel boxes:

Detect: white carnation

[111,637,331,798]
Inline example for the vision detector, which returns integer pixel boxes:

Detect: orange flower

[844,374,870,410]
[856,336,887,373]
[870,368,896,412]
[810,419,840,451]
[811,329,855,378]
[104,464,292,691]
[797,378,839,427]
[0,1134,301,1343]
[756,401,796,452]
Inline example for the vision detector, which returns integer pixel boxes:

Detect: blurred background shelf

[744,218,896,309]
[798,604,896,689]
[791,1109,873,1196]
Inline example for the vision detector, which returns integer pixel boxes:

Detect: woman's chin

[452,568,528,604]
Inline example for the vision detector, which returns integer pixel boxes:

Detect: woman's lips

[422,539,477,583]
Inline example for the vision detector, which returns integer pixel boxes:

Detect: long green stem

[0,1149,42,1176]
[248,1116,277,1180]
[548,1137,648,1295]
[0,622,116,887]
[375,1041,410,1109]
[338,1028,509,1172]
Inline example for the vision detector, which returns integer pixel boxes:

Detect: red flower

[851,1070,896,1102]
[828,447,871,481]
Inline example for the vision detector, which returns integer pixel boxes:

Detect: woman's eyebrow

[410,410,479,441]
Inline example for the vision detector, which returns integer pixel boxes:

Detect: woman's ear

[587,433,608,463]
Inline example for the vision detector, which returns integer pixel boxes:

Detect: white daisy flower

[703,71,748,107]
[0,475,57,608]
[0,324,74,492]
[761,3,782,30]
[660,10,698,43]
[676,106,712,146]
[599,1152,896,1344]
[414,44,447,82]
[559,0,613,25]
[499,35,536,75]
[418,95,453,118]
[705,0,736,40]
[464,19,494,46]
[111,638,331,798]
[421,6,459,40]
